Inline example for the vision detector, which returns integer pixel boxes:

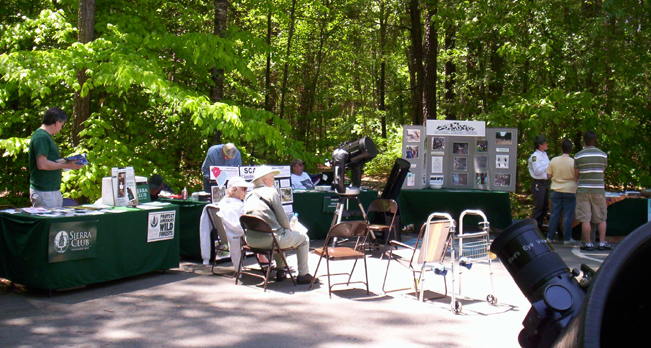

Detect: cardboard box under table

[0,205,180,291]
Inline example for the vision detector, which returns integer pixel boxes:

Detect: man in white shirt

[290,159,316,190]
[217,176,253,271]
[528,134,550,231]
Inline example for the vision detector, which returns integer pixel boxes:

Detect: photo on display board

[475,155,488,170]
[431,156,443,173]
[405,145,419,159]
[476,172,488,185]
[431,137,445,153]
[406,129,421,143]
[476,139,488,153]
[495,173,511,186]
[496,154,510,169]
[279,187,293,203]
[452,173,468,185]
[211,185,227,203]
[453,142,469,155]
[496,132,513,145]
[453,157,467,171]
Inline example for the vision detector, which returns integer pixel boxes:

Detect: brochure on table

[401,121,518,192]
[111,167,138,206]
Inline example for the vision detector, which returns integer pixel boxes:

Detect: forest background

[1,0,650,218]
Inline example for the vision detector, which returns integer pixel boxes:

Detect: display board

[403,121,518,192]
[401,125,426,190]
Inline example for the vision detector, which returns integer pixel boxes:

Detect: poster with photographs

[405,145,420,159]
[496,154,510,169]
[495,173,511,186]
[476,172,489,185]
[453,157,467,171]
[211,185,227,203]
[453,142,469,155]
[475,155,488,170]
[406,129,421,143]
[431,137,445,154]
[452,173,468,185]
[279,187,293,203]
[476,139,488,153]
[495,131,513,145]
[431,156,443,174]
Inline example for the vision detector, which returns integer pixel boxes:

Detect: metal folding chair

[366,199,399,247]
[204,205,238,277]
[236,215,297,291]
[310,221,370,298]
[382,212,456,302]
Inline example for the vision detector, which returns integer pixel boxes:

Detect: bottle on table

[290,212,299,230]
[182,187,188,200]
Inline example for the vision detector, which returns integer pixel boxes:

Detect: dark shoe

[297,274,319,285]
[598,242,612,251]
[580,243,594,251]
[275,270,286,282]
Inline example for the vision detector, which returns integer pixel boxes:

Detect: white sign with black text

[147,210,176,242]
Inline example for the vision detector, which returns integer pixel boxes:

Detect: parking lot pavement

[0,235,615,348]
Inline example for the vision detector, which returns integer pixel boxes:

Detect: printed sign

[48,221,98,263]
[147,210,176,242]
[426,120,486,137]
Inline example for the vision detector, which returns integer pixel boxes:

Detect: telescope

[491,219,651,347]
[331,137,377,195]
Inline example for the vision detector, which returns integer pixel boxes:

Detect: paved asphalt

[0,237,612,348]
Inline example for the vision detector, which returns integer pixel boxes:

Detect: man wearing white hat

[217,176,254,272]
[244,165,318,284]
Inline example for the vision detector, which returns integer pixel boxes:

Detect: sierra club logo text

[53,230,93,253]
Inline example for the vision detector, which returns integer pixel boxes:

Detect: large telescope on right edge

[491,219,651,347]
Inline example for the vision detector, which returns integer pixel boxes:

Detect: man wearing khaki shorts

[574,131,610,251]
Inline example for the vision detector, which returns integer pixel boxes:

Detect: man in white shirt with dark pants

[528,134,550,231]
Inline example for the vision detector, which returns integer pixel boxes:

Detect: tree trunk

[407,0,424,125]
[211,0,228,144]
[423,3,438,121]
[279,0,297,120]
[72,0,95,146]
[444,21,456,120]
[264,11,273,112]
[378,0,387,137]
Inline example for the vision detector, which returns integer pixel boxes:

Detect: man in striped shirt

[574,131,610,251]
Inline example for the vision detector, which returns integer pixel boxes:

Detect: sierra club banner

[48,221,98,263]
[147,210,176,242]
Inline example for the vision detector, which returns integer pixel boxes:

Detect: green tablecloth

[607,198,649,237]
[0,206,180,290]
[293,190,379,239]
[398,189,512,231]
[159,198,208,259]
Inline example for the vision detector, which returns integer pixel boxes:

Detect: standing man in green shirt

[28,107,84,208]
[574,131,610,251]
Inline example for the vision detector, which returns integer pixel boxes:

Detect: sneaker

[580,243,594,251]
[296,274,320,285]
[598,242,612,251]
[564,239,577,245]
